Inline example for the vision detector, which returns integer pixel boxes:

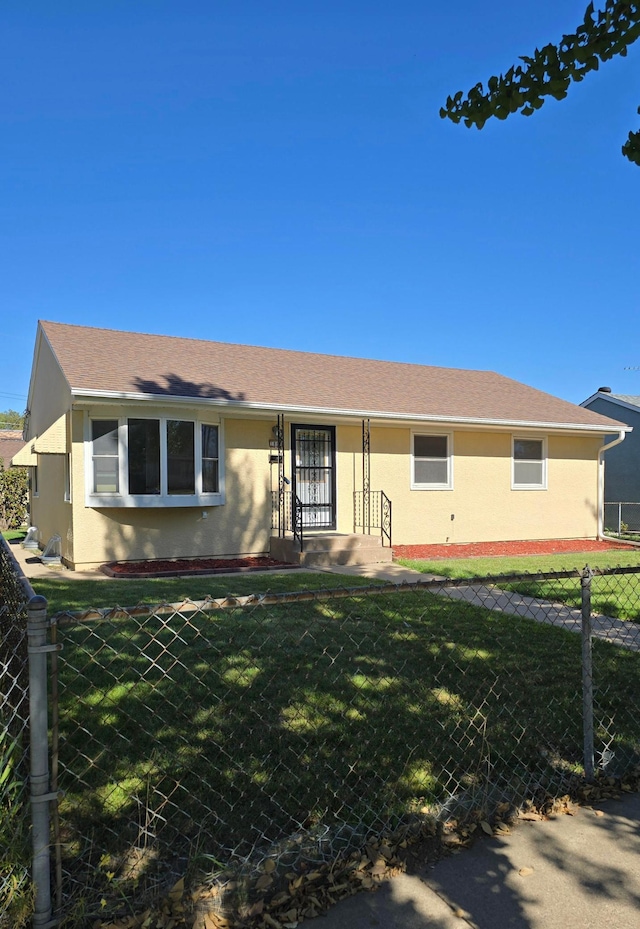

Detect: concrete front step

[270,533,393,567]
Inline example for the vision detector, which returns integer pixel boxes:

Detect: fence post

[27,594,53,928]
[581,567,595,782]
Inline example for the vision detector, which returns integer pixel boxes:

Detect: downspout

[597,429,627,539]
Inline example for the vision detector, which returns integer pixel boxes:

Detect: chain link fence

[47,567,640,924]
[604,501,640,536]
[0,537,34,929]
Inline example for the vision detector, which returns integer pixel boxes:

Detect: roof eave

[70,388,627,435]
[581,392,640,415]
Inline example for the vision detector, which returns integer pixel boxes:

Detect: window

[31,465,38,497]
[86,416,221,506]
[64,454,71,502]
[411,433,452,489]
[92,420,119,493]
[168,420,195,494]
[201,424,219,493]
[512,437,546,489]
[128,419,160,494]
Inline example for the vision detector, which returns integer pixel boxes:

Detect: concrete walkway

[431,582,640,652]
[6,537,112,581]
[301,792,640,928]
[319,562,640,652]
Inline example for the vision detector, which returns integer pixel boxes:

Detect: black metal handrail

[292,493,304,552]
[270,489,305,552]
[379,490,391,548]
[353,490,392,547]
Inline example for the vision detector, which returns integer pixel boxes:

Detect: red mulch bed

[393,539,638,561]
[100,556,298,579]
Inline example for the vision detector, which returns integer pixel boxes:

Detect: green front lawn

[397,549,640,578]
[54,582,640,916]
[397,551,640,621]
[33,571,379,617]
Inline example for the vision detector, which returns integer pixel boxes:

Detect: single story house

[13,320,629,570]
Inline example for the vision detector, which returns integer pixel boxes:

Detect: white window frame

[512,435,547,490]
[411,431,453,490]
[84,414,224,508]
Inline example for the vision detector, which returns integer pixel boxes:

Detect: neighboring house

[12,320,629,571]
[0,431,26,469]
[581,388,640,506]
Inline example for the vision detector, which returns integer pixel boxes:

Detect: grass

[32,571,379,617]
[397,550,640,622]
[396,549,640,578]
[52,581,640,920]
[1,529,27,543]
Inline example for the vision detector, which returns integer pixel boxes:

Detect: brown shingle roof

[0,431,26,466]
[40,320,625,431]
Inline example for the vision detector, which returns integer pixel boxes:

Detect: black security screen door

[292,425,336,529]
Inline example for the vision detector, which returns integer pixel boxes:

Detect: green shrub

[0,461,28,530]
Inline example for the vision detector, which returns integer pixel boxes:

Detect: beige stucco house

[13,320,629,570]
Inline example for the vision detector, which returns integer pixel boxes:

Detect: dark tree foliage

[440,1,640,165]
[0,409,25,430]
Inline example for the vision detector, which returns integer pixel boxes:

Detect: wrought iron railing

[271,490,305,552]
[353,490,392,547]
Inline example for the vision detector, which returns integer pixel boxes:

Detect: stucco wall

[28,336,71,436]
[65,411,603,568]
[366,426,601,545]
[29,453,73,558]
[25,335,73,556]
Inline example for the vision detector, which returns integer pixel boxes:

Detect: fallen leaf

[518,867,534,877]
[480,821,493,836]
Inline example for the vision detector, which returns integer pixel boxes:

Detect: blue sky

[3,0,640,417]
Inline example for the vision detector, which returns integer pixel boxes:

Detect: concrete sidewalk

[321,562,640,652]
[5,536,109,581]
[302,792,640,928]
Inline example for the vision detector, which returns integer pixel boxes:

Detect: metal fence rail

[0,536,51,929]
[604,501,640,535]
[48,568,640,923]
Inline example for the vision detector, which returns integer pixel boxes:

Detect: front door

[292,425,336,529]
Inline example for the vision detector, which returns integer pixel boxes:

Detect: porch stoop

[270,532,393,567]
